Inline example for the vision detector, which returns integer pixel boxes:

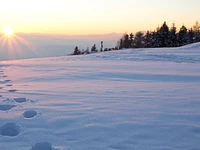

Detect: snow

[0,43,200,149]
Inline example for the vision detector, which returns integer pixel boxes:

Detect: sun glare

[3,27,13,36]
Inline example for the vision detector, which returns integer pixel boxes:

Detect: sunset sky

[0,0,199,35]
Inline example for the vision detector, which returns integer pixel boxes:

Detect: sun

[3,27,13,36]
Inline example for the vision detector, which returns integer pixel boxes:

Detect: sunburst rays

[0,33,40,60]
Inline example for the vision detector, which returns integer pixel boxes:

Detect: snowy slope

[0,43,200,150]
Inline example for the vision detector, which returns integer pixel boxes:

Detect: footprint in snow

[23,110,37,119]
[8,89,17,92]
[0,104,16,111]
[6,84,12,87]
[14,98,27,103]
[0,123,21,137]
[0,87,3,89]
[0,80,11,84]
[1,75,7,78]
[4,79,11,82]
[31,142,61,150]
[31,142,53,150]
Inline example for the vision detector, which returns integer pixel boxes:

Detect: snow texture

[0,43,200,149]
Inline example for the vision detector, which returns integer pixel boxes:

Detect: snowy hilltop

[0,43,200,149]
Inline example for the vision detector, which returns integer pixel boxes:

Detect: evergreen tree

[151,31,158,47]
[119,39,123,49]
[130,33,134,48]
[73,46,81,55]
[118,34,130,49]
[123,34,130,48]
[144,31,152,48]
[154,26,162,47]
[133,31,144,48]
[188,28,194,43]
[100,41,103,52]
[158,21,170,47]
[169,23,178,47]
[178,25,188,46]
[104,48,108,51]
[91,44,97,52]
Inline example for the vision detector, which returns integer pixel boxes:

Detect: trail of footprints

[0,68,59,150]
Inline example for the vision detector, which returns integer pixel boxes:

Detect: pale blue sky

[0,0,199,34]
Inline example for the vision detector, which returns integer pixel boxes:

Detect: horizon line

[0,32,124,37]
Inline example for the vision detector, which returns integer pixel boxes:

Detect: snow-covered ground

[0,43,200,150]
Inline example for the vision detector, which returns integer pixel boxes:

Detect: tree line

[117,21,200,49]
[71,21,200,55]
[71,42,117,55]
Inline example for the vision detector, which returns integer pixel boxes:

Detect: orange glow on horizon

[0,0,199,35]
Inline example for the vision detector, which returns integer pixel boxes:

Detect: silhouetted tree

[123,34,130,48]
[119,39,123,49]
[118,34,131,49]
[104,48,108,51]
[188,28,194,43]
[144,31,152,48]
[133,31,144,48]
[91,44,97,52]
[158,21,170,47]
[130,33,134,47]
[169,22,178,47]
[73,46,81,55]
[151,31,158,47]
[178,25,188,46]
[100,41,103,52]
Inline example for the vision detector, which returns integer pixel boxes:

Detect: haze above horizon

[0,0,199,35]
